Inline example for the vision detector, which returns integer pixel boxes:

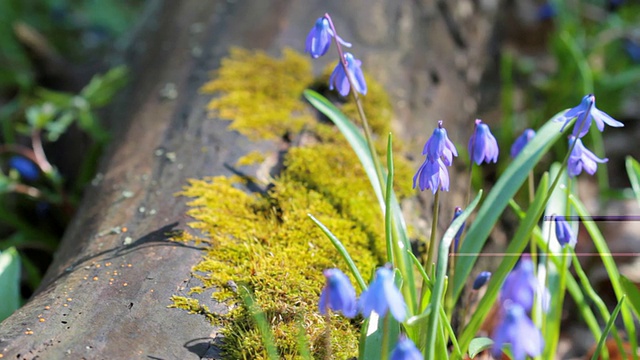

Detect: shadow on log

[0,0,500,358]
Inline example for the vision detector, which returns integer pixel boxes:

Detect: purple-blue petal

[390,336,422,360]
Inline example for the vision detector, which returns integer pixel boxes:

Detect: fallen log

[0,0,499,358]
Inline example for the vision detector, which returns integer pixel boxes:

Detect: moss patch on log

[170,48,414,359]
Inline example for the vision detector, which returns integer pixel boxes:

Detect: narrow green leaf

[620,276,640,320]
[570,194,639,360]
[468,337,494,358]
[308,214,367,291]
[238,285,279,360]
[459,173,549,353]
[426,191,483,360]
[454,115,567,302]
[0,247,21,321]
[625,156,640,208]
[590,296,626,360]
[304,89,417,313]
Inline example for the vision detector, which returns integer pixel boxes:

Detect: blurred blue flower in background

[554,215,575,247]
[9,156,40,181]
[510,129,535,158]
[473,271,492,290]
[319,268,357,318]
[390,335,422,360]
[359,266,406,322]
[492,303,544,360]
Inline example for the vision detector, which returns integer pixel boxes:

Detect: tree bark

[0,0,500,358]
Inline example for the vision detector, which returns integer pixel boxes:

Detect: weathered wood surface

[0,0,499,358]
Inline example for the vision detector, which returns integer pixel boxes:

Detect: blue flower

[492,303,544,360]
[390,335,422,360]
[305,17,333,58]
[537,2,556,21]
[500,257,538,312]
[9,156,40,181]
[359,266,406,321]
[473,271,492,290]
[451,207,465,252]
[468,119,499,165]
[625,38,640,63]
[329,53,367,96]
[305,16,352,59]
[568,136,608,178]
[423,120,458,166]
[413,157,449,194]
[554,215,575,247]
[319,268,357,318]
[510,129,535,158]
[557,94,623,138]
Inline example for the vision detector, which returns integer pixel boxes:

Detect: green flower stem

[380,315,391,360]
[425,190,440,277]
[529,170,537,274]
[545,246,569,359]
[385,134,394,264]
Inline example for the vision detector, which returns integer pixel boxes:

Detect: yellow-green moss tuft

[172,48,417,359]
[201,48,315,140]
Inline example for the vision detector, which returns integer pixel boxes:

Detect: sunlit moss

[172,48,415,359]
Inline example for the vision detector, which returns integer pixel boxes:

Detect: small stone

[123,237,133,245]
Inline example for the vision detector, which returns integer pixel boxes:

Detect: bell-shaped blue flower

[500,256,538,312]
[413,157,449,194]
[318,268,357,318]
[473,271,492,290]
[510,128,535,158]
[567,136,608,178]
[359,266,406,322]
[554,215,576,247]
[390,335,422,360]
[468,119,499,165]
[305,16,352,59]
[9,156,40,181]
[423,120,458,166]
[329,52,367,97]
[492,303,544,360]
[305,17,333,58]
[557,94,623,138]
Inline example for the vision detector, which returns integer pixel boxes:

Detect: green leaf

[426,191,482,360]
[620,276,640,320]
[0,247,21,321]
[590,296,626,360]
[625,156,640,208]
[238,285,279,360]
[459,173,549,353]
[468,337,494,358]
[453,114,567,302]
[81,66,129,108]
[304,89,418,314]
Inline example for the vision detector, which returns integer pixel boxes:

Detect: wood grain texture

[0,0,499,358]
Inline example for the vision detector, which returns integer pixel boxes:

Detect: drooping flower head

[492,303,544,360]
[304,16,352,59]
[557,94,623,138]
[423,120,458,166]
[319,268,357,318]
[451,207,465,252]
[329,52,367,97]
[468,119,499,165]
[510,128,536,158]
[9,156,40,181]
[554,215,576,247]
[413,157,449,194]
[473,271,492,290]
[359,266,406,322]
[567,136,608,178]
[390,335,422,360]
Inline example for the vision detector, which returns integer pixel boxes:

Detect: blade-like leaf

[0,247,21,321]
[468,337,494,358]
[625,156,640,208]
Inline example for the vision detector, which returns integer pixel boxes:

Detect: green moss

[172,48,416,359]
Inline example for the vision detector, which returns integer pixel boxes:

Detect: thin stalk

[425,190,440,277]
[529,170,537,274]
[380,315,391,360]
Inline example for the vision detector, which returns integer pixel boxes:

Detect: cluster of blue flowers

[557,94,622,177]
[319,266,420,358]
[305,15,366,97]
[493,257,546,360]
